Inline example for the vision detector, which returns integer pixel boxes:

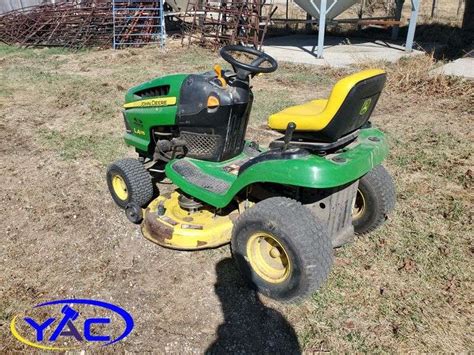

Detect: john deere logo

[123,97,177,109]
[359,98,372,115]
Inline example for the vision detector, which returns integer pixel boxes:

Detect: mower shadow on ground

[206,258,301,354]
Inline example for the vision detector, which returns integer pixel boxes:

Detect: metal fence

[112,0,165,49]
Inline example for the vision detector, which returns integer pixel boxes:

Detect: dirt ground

[0,42,472,352]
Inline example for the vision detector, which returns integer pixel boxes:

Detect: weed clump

[357,54,474,100]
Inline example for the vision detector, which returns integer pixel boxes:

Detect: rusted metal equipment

[0,1,113,49]
[0,0,166,49]
[180,0,274,49]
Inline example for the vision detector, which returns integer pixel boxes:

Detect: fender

[166,128,389,208]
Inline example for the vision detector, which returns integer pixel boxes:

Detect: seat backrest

[317,69,386,142]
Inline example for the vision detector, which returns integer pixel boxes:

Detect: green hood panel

[123,74,188,152]
[166,128,389,208]
[124,74,188,104]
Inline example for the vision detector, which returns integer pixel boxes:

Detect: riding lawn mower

[106,45,396,302]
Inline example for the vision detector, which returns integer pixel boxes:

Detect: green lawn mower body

[107,46,396,302]
[122,74,388,208]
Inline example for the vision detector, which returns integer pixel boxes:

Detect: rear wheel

[231,197,333,302]
[106,158,154,209]
[352,165,396,234]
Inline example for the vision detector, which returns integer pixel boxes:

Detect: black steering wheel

[220,45,278,79]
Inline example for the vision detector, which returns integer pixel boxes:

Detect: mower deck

[142,192,237,250]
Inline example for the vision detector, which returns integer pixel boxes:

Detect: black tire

[231,197,333,303]
[353,165,396,235]
[106,158,154,209]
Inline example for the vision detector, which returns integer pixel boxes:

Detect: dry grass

[0,42,473,352]
[356,54,474,99]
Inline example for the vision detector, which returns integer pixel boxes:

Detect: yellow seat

[268,69,386,133]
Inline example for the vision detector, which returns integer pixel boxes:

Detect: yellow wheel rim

[246,232,291,284]
[352,189,366,220]
[112,174,128,201]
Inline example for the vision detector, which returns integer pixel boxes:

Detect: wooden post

[391,0,405,40]
[431,0,437,18]
[463,0,474,30]
[305,13,312,32]
[357,0,366,31]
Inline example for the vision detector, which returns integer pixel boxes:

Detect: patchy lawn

[0,42,472,352]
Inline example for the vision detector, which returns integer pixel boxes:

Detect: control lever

[283,122,296,151]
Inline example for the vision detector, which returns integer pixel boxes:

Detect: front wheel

[106,158,154,209]
[352,165,396,234]
[231,197,333,303]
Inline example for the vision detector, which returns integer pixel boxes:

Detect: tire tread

[355,165,396,235]
[232,197,333,303]
[107,158,154,208]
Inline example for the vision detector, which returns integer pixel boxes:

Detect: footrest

[171,160,231,194]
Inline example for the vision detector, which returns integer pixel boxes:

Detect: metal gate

[112,0,165,49]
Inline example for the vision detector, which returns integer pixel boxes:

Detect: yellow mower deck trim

[141,192,235,250]
[267,69,386,131]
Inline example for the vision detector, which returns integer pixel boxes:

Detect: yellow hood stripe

[123,96,177,109]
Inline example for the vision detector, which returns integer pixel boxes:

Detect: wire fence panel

[0,0,167,49]
[113,0,165,49]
